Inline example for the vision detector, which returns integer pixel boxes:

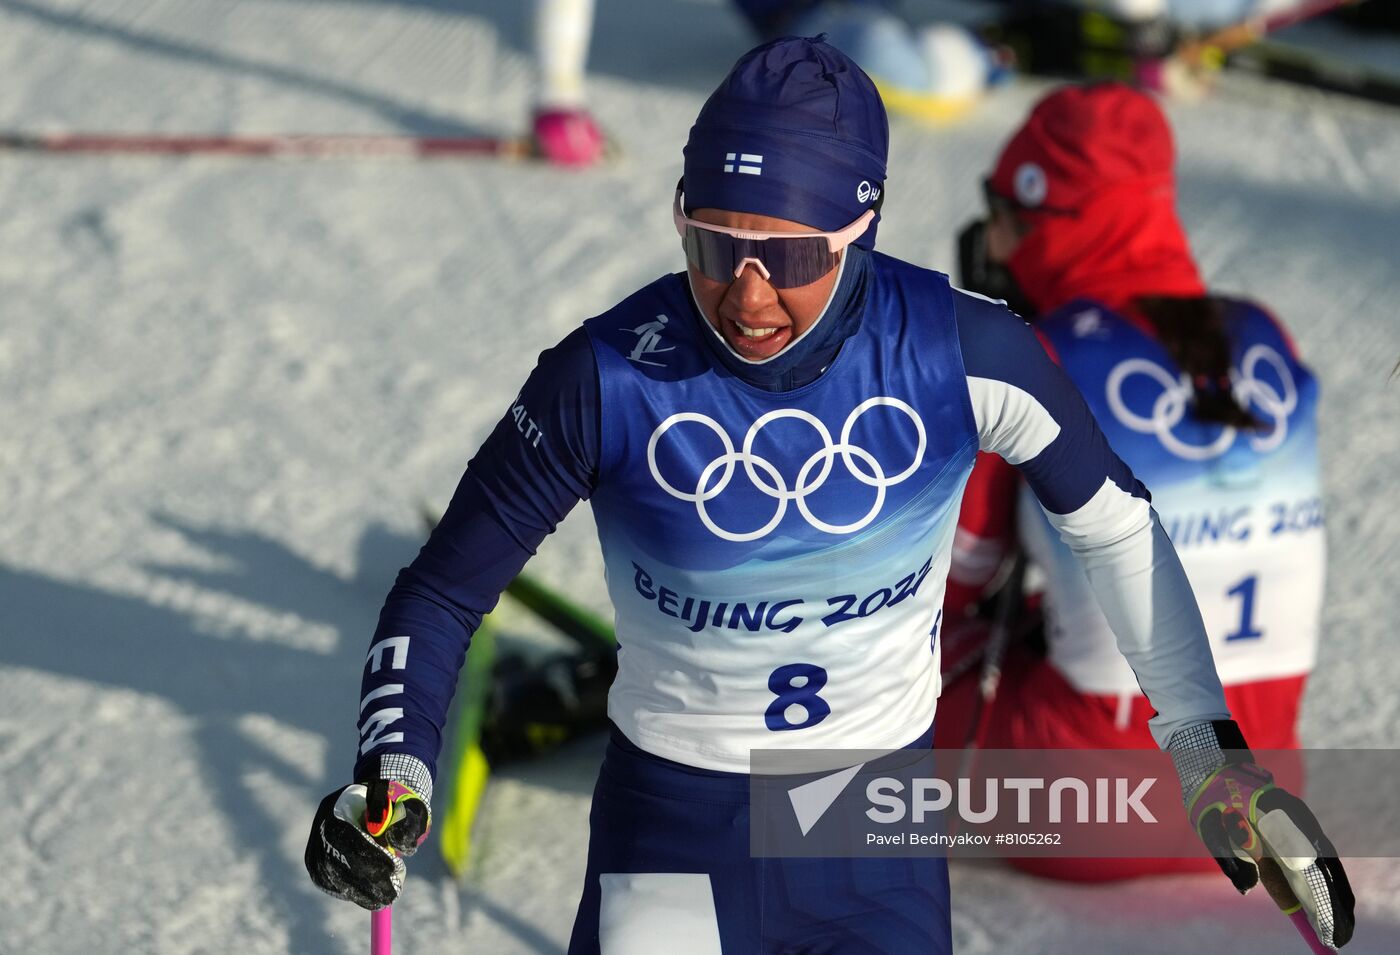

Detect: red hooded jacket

[948,83,1206,611]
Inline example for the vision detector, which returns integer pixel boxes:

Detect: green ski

[436,613,497,878]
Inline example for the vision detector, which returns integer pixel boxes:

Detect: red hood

[1007,176,1205,315]
[989,83,1205,316]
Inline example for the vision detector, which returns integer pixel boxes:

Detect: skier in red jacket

[938,83,1324,882]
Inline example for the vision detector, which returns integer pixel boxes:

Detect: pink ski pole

[1286,909,1332,955]
[1256,847,1335,954]
[364,788,398,955]
[371,907,392,955]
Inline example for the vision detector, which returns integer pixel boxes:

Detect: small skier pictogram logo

[625,313,675,367]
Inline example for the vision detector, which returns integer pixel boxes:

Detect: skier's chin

[723,319,791,361]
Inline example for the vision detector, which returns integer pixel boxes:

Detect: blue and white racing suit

[351,249,1229,953]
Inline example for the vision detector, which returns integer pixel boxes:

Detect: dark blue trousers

[567,726,951,955]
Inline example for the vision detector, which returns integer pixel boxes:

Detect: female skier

[942,82,1329,885]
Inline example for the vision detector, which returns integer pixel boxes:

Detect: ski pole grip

[1257,840,1333,954]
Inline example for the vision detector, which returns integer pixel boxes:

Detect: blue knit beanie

[683,36,889,250]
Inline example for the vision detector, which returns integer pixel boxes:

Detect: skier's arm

[308,330,599,910]
[953,290,1229,748]
[352,326,600,795]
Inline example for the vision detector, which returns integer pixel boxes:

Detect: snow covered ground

[1,1,1397,953]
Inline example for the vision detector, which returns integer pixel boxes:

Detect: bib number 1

[1224,575,1265,642]
[765,663,830,731]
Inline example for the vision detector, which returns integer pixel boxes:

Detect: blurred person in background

[939,82,1326,882]
[532,0,605,166]
[532,0,1006,162]
[991,0,1366,90]
[1062,0,1342,29]
[532,0,1010,156]
[733,0,1006,119]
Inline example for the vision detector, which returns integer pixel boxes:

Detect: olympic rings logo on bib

[646,397,927,542]
[1105,345,1297,461]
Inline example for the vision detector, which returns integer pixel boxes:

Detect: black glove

[305,776,431,910]
[1171,721,1355,949]
[955,218,1036,320]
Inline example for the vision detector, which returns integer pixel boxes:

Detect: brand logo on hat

[724,152,764,176]
[1013,162,1048,208]
[856,180,881,204]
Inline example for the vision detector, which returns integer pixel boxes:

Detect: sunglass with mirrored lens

[673,186,875,290]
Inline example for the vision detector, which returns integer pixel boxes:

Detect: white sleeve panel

[1041,479,1230,748]
[967,376,1061,465]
